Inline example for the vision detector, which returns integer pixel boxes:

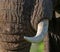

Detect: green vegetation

[30,41,44,52]
[38,41,44,52]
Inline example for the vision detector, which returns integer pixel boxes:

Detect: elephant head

[24,19,49,43]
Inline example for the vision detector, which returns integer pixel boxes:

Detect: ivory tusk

[24,19,49,43]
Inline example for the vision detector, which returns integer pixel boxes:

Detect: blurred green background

[30,41,44,52]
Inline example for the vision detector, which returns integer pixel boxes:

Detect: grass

[38,41,44,52]
[30,41,44,52]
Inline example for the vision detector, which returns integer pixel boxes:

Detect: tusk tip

[24,36,30,41]
[24,36,28,39]
[24,36,34,43]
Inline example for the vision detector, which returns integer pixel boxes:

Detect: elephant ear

[30,0,53,31]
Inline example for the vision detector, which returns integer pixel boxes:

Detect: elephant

[0,0,59,52]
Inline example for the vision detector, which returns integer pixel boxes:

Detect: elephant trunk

[0,0,32,52]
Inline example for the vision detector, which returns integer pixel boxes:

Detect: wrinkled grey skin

[0,0,60,52]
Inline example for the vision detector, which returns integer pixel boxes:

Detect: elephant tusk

[24,19,49,43]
